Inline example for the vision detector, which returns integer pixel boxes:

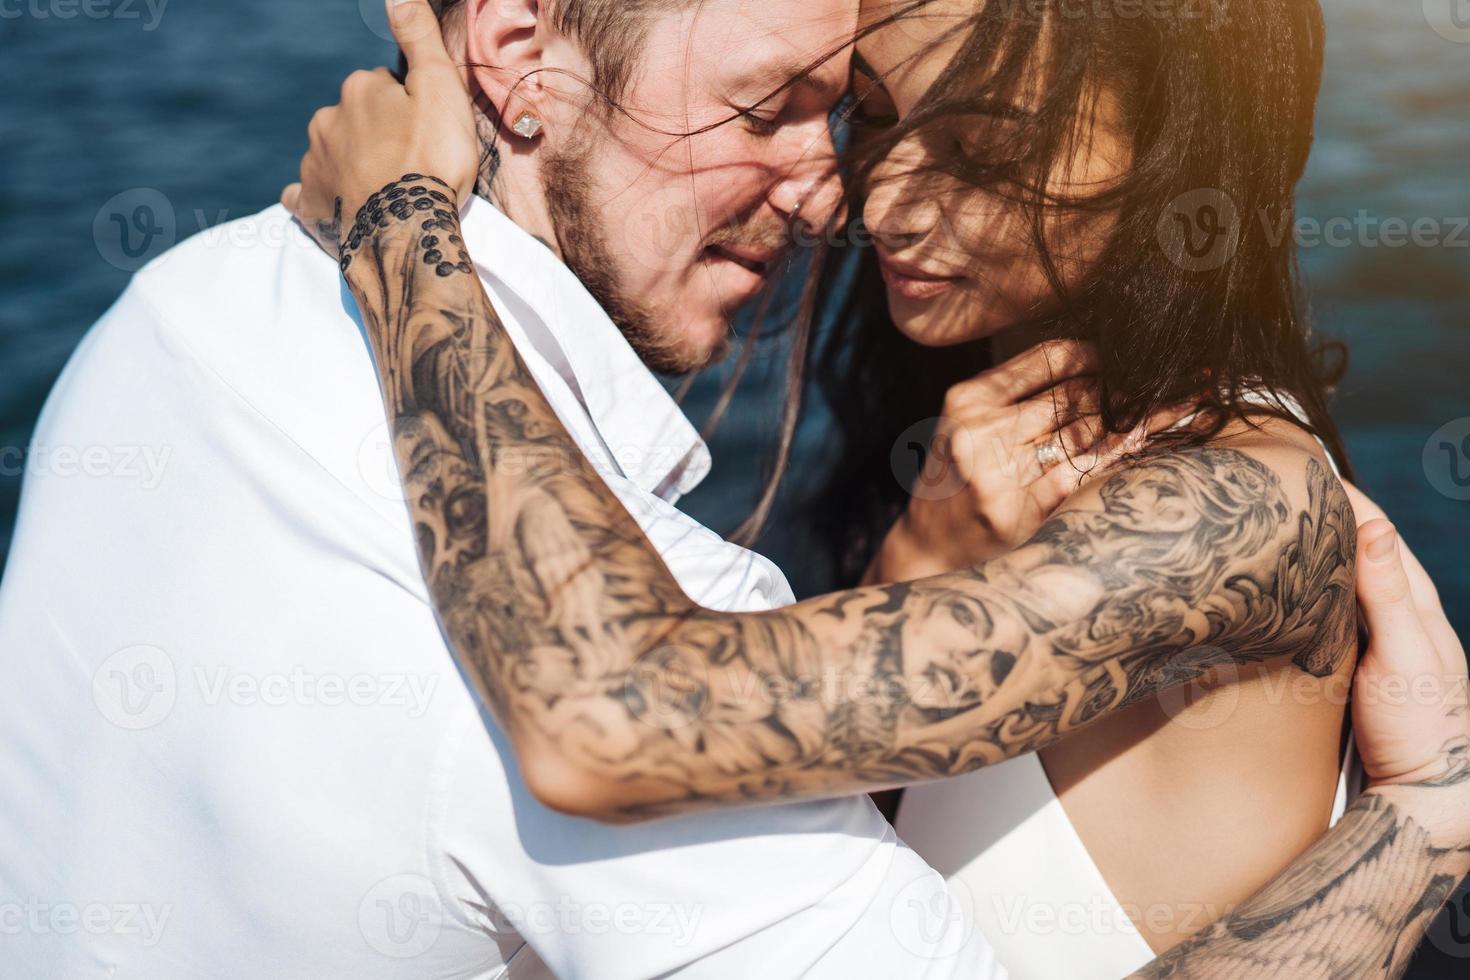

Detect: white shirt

[0,199,1003,980]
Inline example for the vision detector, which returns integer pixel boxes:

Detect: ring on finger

[1035,441,1066,470]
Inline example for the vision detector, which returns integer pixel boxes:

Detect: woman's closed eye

[930,116,1025,174]
[848,52,898,130]
[847,94,899,130]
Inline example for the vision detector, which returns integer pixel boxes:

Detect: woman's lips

[877,251,960,301]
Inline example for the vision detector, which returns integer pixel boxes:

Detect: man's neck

[473,110,563,259]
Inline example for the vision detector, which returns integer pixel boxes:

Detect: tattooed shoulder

[1033,443,1357,716]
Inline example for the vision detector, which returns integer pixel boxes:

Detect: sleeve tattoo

[340,176,1359,817]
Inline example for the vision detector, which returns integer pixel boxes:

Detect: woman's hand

[868,340,1155,582]
[282,0,479,259]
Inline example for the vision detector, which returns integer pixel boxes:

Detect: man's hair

[432,0,696,102]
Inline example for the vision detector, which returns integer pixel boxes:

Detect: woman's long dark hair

[798,0,1350,582]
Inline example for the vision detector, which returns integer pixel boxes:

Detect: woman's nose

[863,165,939,251]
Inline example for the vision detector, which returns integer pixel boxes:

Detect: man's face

[544,0,854,373]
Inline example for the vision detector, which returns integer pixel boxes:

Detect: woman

[811,1,1363,971]
[287,0,1363,973]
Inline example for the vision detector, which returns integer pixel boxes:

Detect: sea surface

[1,0,1468,969]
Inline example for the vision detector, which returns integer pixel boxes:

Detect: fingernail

[1366,525,1397,562]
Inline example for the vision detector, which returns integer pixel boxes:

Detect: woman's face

[853,0,1132,346]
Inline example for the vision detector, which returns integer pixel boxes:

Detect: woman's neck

[988,321,1071,364]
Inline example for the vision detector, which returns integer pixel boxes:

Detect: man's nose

[767,123,845,234]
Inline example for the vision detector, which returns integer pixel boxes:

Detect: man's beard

[540,144,728,375]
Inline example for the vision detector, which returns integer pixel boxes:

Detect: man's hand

[282,0,479,258]
[1353,518,1470,819]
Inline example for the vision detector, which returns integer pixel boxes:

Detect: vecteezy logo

[1426,885,1470,958]
[92,645,177,730]
[94,189,177,272]
[622,645,711,732]
[1424,0,1470,43]
[359,0,395,41]
[892,418,974,502]
[1442,437,1470,487]
[1423,418,1470,501]
[1154,647,1241,731]
[1175,208,1226,258]
[114,207,164,258]
[1156,189,1242,272]
[359,874,444,959]
[356,417,409,502]
[889,873,975,960]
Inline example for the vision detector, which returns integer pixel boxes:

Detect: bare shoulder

[1041,417,1359,952]
[1215,413,1349,518]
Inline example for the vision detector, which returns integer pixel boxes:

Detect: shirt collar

[457,195,711,502]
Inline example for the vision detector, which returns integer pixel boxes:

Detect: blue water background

[0,1,1467,968]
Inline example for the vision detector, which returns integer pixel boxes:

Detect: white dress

[895,747,1359,977]
[895,398,1362,978]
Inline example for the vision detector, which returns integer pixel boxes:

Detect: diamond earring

[510,111,543,139]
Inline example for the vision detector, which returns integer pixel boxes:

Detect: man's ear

[463,0,547,128]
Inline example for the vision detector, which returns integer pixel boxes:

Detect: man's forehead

[727,53,849,102]
[660,0,857,97]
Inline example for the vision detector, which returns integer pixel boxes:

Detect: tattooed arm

[310,172,1356,822]
[282,6,1359,820]
[366,194,1461,978]
[329,181,1470,978]
[280,12,1470,971]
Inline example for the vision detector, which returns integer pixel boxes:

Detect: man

[420,0,847,377]
[0,3,1463,980]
